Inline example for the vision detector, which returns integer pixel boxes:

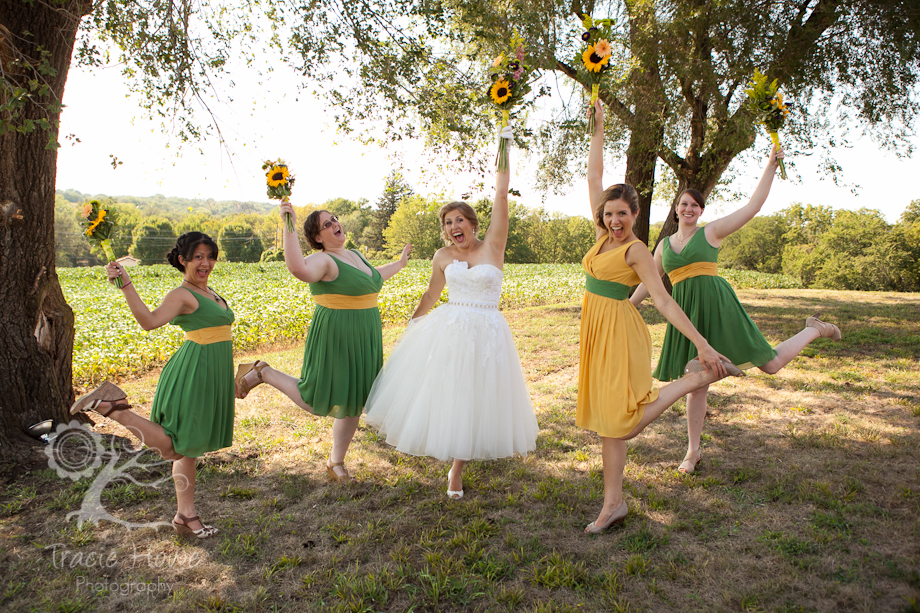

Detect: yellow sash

[313,293,379,310]
[668,262,718,285]
[184,325,232,345]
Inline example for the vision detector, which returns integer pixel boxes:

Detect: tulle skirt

[364,303,538,461]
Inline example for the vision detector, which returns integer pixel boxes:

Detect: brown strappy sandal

[172,513,219,539]
[70,382,131,416]
[678,449,703,474]
[235,361,268,399]
[326,459,356,484]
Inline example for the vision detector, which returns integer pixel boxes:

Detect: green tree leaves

[130,217,178,265]
[722,202,920,292]
[219,220,264,263]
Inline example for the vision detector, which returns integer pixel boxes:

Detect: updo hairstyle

[303,210,330,251]
[673,189,705,223]
[167,232,219,272]
[438,201,480,245]
[594,184,640,228]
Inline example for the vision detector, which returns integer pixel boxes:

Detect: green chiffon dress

[653,230,776,381]
[297,251,383,418]
[150,288,235,457]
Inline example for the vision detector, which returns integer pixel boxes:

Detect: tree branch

[770,0,844,84]
[554,58,635,125]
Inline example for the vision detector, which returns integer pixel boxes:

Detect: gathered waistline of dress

[184,325,232,345]
[446,300,499,310]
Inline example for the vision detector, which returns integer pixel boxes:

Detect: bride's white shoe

[446,469,463,500]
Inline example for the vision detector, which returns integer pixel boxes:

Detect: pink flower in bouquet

[595,39,612,58]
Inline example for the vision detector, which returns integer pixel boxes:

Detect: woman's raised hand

[279,198,296,227]
[768,144,785,169]
[105,261,131,287]
[589,98,605,130]
[399,244,412,265]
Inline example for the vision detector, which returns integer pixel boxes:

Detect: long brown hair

[673,189,705,223]
[594,184,639,228]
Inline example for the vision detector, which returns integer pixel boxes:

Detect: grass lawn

[2,289,919,612]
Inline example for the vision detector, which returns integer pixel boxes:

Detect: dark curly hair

[167,232,219,272]
[594,184,640,228]
[303,210,330,251]
[673,189,706,223]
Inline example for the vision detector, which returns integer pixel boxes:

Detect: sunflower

[266,165,290,187]
[582,45,610,73]
[490,79,512,105]
[85,209,106,236]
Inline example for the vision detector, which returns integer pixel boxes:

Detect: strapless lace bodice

[445,261,502,306]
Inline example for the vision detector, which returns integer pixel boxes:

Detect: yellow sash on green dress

[313,293,379,310]
[184,325,232,345]
[668,261,718,285]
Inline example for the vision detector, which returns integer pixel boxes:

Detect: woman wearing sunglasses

[235,206,411,483]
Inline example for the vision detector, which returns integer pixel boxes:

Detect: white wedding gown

[364,261,539,461]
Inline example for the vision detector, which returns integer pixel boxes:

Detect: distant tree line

[55,169,597,267]
[57,183,919,291]
[719,201,920,292]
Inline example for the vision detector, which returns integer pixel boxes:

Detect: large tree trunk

[622,1,666,247]
[624,137,657,246]
[0,1,89,463]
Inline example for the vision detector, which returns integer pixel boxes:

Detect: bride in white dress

[364,135,538,498]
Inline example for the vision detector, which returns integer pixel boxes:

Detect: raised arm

[485,139,511,255]
[625,244,727,377]
[587,99,607,240]
[279,200,335,283]
[705,146,783,246]
[484,127,512,255]
[107,264,196,331]
[376,244,412,282]
[411,250,448,319]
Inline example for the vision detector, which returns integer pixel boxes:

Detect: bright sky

[56,59,918,225]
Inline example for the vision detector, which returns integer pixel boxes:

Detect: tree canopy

[282,0,920,242]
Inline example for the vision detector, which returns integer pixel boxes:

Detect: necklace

[672,228,697,246]
[184,280,222,303]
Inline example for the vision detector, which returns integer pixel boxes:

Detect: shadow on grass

[2,290,919,612]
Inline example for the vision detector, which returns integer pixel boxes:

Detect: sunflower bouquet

[486,32,535,172]
[79,200,122,288]
[263,159,296,232]
[577,15,616,135]
[745,69,791,179]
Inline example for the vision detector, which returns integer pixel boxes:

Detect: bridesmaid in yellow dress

[580,100,742,534]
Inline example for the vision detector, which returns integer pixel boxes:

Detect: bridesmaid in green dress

[70,232,234,538]
[235,202,410,483]
[631,146,842,474]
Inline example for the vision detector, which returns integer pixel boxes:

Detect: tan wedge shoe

[806,314,842,341]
